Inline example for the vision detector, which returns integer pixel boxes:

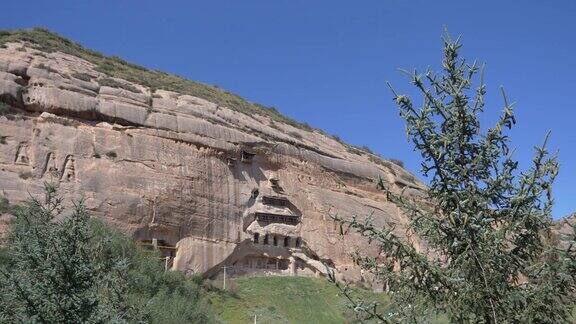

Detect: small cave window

[273,236,278,246]
[295,237,301,248]
[137,238,177,258]
[262,196,288,207]
[284,236,290,247]
[255,212,299,225]
[270,178,284,193]
[241,150,255,163]
[251,188,259,199]
[278,259,289,270]
[263,234,269,245]
[253,233,259,244]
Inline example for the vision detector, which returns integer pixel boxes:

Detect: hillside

[208,277,373,323]
[0,28,424,284]
[206,276,446,324]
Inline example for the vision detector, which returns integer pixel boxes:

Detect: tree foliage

[0,184,137,322]
[0,184,213,323]
[330,34,576,323]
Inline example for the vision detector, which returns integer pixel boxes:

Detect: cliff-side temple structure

[0,30,425,284]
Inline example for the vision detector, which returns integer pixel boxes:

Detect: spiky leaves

[0,183,137,323]
[330,34,575,323]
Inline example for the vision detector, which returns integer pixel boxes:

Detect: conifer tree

[0,184,214,323]
[330,33,576,323]
[0,184,137,323]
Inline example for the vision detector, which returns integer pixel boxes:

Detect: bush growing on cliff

[388,158,404,168]
[99,77,142,93]
[71,72,93,82]
[330,33,576,323]
[0,102,10,116]
[0,194,9,213]
[0,184,213,323]
[105,150,117,159]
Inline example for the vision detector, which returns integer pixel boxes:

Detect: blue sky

[2,1,574,218]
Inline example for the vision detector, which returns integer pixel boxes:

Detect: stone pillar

[289,256,296,276]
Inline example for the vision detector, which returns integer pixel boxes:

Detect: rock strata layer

[0,39,424,282]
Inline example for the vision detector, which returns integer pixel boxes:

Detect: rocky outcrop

[0,37,425,283]
[554,214,576,250]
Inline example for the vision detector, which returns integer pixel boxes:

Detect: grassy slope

[207,277,389,324]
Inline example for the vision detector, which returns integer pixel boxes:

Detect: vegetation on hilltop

[0,28,313,131]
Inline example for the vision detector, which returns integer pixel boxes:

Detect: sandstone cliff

[0,29,424,283]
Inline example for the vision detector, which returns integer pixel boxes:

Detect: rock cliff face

[554,214,576,251]
[0,30,424,282]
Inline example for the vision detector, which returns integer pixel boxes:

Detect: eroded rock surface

[0,41,425,283]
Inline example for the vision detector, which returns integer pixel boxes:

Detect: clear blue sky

[2,1,574,218]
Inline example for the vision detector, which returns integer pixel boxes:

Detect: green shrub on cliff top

[0,102,10,116]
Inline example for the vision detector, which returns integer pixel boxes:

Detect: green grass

[0,28,313,131]
[71,72,92,82]
[99,77,141,93]
[207,276,389,324]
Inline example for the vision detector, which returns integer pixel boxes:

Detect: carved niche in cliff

[14,142,30,165]
[42,152,59,178]
[60,155,76,182]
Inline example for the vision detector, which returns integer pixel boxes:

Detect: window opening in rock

[262,195,288,207]
[295,237,301,248]
[136,238,178,269]
[253,233,259,244]
[241,150,255,163]
[263,234,269,245]
[273,236,278,246]
[270,178,284,193]
[255,212,299,225]
[284,236,290,247]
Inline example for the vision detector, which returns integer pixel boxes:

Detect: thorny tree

[0,184,138,323]
[329,34,576,323]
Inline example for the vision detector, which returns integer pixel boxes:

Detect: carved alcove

[60,155,76,182]
[42,152,58,177]
[14,143,30,165]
